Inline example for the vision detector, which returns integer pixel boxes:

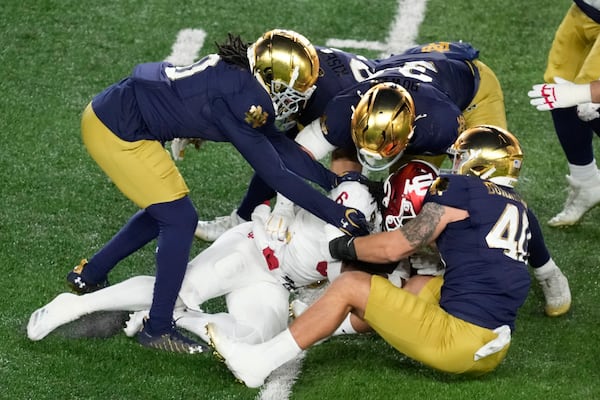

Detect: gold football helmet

[449,125,523,187]
[248,29,320,130]
[351,82,416,171]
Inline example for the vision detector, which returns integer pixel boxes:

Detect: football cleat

[206,323,267,388]
[123,310,148,337]
[547,174,600,227]
[66,259,109,294]
[137,319,208,354]
[27,292,83,341]
[195,209,245,241]
[534,264,572,317]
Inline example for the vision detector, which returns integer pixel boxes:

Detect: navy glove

[337,207,370,237]
[334,171,369,186]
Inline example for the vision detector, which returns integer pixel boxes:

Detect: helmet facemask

[248,29,319,131]
[381,160,439,231]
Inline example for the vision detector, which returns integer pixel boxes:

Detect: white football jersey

[273,181,379,289]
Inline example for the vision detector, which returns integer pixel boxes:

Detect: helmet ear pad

[450,125,523,187]
[351,82,416,171]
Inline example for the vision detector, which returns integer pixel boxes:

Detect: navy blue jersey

[90,55,354,229]
[373,49,478,111]
[425,174,531,330]
[294,46,375,129]
[321,70,464,156]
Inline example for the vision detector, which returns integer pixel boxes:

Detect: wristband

[329,235,358,260]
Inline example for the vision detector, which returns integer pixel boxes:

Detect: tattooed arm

[330,202,468,264]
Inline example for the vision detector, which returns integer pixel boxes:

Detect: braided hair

[216,33,250,70]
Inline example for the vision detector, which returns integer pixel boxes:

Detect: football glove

[337,207,370,237]
[170,138,204,160]
[265,193,295,242]
[576,102,600,122]
[528,77,592,111]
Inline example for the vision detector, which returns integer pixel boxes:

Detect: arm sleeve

[267,132,337,190]
[295,119,337,160]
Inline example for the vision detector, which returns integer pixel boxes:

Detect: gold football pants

[544,4,600,83]
[364,275,509,376]
[81,103,189,209]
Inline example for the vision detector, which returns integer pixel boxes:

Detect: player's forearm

[329,230,414,264]
[355,230,414,263]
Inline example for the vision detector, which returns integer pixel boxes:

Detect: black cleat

[137,319,207,354]
[66,259,109,294]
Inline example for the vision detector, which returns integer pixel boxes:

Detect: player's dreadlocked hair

[365,179,386,220]
[216,33,250,70]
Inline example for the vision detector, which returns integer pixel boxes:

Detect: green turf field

[2,0,599,398]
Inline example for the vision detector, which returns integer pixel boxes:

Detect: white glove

[169,138,204,161]
[528,77,592,111]
[387,260,411,288]
[265,193,295,242]
[576,102,600,121]
[409,252,444,276]
[251,204,285,270]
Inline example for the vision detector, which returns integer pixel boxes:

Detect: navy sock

[83,210,159,284]
[551,107,594,165]
[145,196,198,334]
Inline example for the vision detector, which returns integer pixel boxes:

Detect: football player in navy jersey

[205,126,562,388]
[64,29,370,353]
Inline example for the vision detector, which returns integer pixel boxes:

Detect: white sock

[533,258,558,281]
[568,161,599,181]
[332,314,357,336]
[79,275,155,313]
[260,329,302,371]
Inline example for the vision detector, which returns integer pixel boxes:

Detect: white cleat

[27,292,83,341]
[534,266,572,317]
[195,209,245,241]
[290,299,309,319]
[173,309,211,343]
[206,323,268,388]
[123,310,148,337]
[548,174,600,227]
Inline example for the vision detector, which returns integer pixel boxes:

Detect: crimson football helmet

[448,125,523,188]
[381,159,439,231]
[248,29,320,130]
